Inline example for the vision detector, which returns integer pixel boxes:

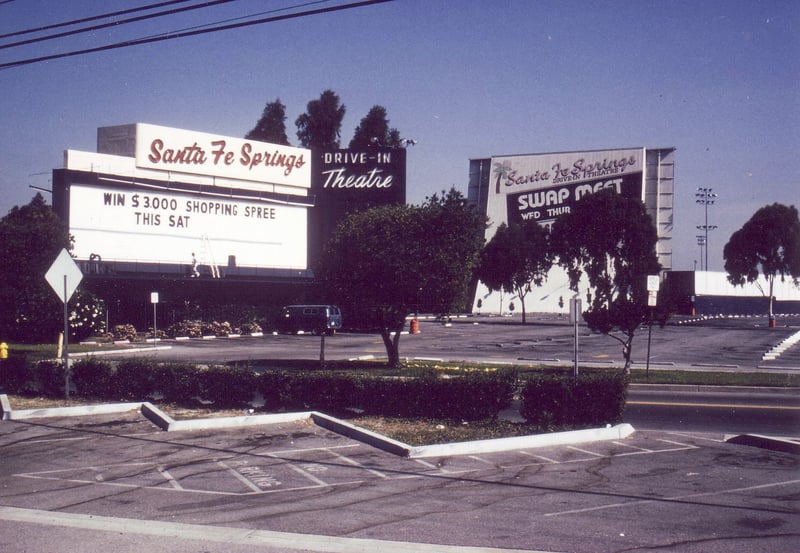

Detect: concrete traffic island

[2,393,639,458]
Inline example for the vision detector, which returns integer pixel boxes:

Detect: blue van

[277,305,343,335]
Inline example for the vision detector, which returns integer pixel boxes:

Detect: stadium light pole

[696,188,718,271]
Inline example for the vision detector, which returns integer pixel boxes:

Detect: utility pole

[696,188,718,271]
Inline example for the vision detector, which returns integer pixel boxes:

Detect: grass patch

[348,416,555,446]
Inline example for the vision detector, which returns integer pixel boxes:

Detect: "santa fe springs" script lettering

[148,139,306,177]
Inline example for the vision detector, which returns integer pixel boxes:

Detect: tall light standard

[696,188,718,271]
[696,235,707,270]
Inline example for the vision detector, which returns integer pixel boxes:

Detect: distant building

[468,147,675,314]
[664,271,800,316]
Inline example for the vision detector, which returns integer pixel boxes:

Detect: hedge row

[0,357,627,426]
[521,371,628,428]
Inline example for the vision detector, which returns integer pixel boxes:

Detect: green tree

[723,203,800,324]
[417,188,487,318]
[295,89,346,149]
[0,193,73,342]
[550,189,661,372]
[475,220,552,324]
[349,105,402,149]
[321,188,485,367]
[245,98,290,145]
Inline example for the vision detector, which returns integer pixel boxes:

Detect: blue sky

[1,0,797,271]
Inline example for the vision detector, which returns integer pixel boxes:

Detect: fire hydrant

[0,342,8,360]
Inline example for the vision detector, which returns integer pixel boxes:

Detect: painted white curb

[1,394,635,458]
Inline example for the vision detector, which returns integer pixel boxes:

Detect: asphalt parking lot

[136,314,800,372]
[1,408,798,553]
[2,315,798,552]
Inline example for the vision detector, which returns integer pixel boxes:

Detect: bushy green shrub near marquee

[165,320,243,338]
[71,357,114,398]
[0,354,31,394]
[155,362,203,404]
[3,357,624,427]
[199,365,257,408]
[112,359,160,400]
[257,369,517,420]
[520,371,628,428]
[110,324,138,342]
[34,360,66,397]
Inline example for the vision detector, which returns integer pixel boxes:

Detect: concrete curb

[1,399,142,421]
[725,433,800,454]
[140,402,313,432]
[408,423,636,458]
[0,394,637,457]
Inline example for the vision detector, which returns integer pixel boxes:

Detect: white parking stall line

[326,448,389,479]
[566,445,604,457]
[286,462,330,486]
[612,441,653,453]
[517,451,559,464]
[468,455,496,466]
[157,465,184,490]
[218,460,274,493]
[661,431,726,443]
[545,478,800,518]
[655,439,700,449]
[17,436,91,445]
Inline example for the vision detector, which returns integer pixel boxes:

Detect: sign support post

[570,297,581,377]
[45,249,83,400]
[645,275,660,379]
[151,292,159,348]
[63,275,69,397]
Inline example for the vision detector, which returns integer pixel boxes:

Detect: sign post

[45,249,83,399]
[151,292,159,348]
[569,297,582,377]
[645,275,660,378]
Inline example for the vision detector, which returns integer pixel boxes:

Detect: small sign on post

[645,275,661,376]
[647,275,660,307]
[151,292,159,347]
[44,248,83,399]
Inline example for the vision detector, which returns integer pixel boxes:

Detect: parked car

[277,305,343,335]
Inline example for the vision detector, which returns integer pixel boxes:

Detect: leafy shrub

[111,359,160,400]
[165,320,204,338]
[111,324,138,342]
[236,321,262,335]
[257,369,517,420]
[165,320,234,338]
[35,360,66,397]
[199,365,257,408]
[520,371,628,428]
[155,363,202,405]
[0,354,33,394]
[68,290,106,342]
[71,357,113,398]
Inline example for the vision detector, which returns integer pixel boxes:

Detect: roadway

[130,314,800,372]
[95,315,800,436]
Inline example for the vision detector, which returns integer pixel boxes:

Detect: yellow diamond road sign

[45,248,83,304]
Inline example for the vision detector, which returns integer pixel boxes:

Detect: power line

[0,0,194,40]
[0,0,239,51]
[0,0,393,70]
[127,0,334,44]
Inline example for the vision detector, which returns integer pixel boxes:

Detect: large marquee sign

[133,123,311,187]
[55,124,410,280]
[485,148,644,234]
[313,147,406,204]
[68,183,307,270]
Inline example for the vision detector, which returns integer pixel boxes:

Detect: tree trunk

[768,274,776,327]
[381,326,403,369]
[622,332,634,374]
